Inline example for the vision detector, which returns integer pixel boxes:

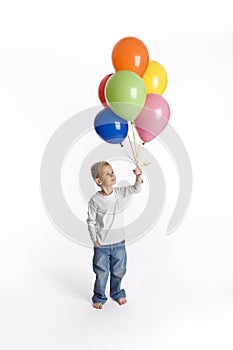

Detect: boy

[86,161,143,309]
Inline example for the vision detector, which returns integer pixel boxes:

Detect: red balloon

[98,73,113,107]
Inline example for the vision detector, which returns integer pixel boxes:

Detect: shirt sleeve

[117,180,142,198]
[86,199,97,243]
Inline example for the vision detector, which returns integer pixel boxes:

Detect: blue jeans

[92,240,127,304]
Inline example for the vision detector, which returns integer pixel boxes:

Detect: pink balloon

[134,93,170,143]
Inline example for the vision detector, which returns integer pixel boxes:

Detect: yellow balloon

[142,60,168,95]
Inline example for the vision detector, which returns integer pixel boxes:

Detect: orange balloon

[112,36,149,77]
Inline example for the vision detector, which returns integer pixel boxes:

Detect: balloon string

[131,122,143,164]
[137,139,142,163]
[122,148,136,164]
[131,122,139,164]
[127,134,138,165]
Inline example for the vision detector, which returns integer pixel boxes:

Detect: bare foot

[117,298,127,306]
[93,302,103,309]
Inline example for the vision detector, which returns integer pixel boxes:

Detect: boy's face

[96,165,116,187]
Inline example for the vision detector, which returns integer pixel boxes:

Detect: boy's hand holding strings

[133,165,143,183]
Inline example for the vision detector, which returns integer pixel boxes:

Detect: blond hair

[90,161,110,180]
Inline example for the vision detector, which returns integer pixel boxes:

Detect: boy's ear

[95,177,102,186]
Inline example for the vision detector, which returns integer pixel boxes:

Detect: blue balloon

[94,108,128,144]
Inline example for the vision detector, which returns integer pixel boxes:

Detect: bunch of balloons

[94,36,170,165]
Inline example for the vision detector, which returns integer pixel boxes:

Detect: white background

[0,0,233,349]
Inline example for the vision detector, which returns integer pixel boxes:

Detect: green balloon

[105,70,146,122]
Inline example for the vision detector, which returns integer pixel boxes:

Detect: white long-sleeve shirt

[86,181,142,245]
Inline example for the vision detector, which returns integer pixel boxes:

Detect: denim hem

[92,296,107,304]
[110,291,126,301]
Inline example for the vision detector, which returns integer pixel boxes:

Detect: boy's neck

[99,186,113,196]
